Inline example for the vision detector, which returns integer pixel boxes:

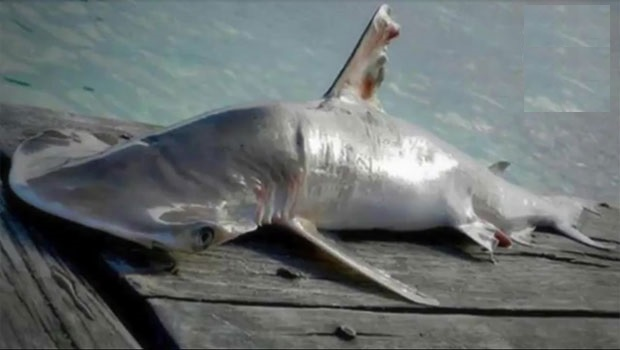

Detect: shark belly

[291,106,460,232]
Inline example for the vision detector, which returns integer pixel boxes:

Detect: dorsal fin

[489,161,510,175]
[323,4,400,110]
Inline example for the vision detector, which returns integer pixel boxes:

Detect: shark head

[8,126,262,253]
[7,3,404,254]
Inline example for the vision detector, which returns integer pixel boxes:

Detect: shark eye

[193,226,215,250]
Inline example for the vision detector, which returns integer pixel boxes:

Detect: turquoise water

[1,1,618,205]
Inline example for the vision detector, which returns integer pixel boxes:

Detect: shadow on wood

[1,103,619,349]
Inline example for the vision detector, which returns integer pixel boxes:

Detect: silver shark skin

[7,4,614,307]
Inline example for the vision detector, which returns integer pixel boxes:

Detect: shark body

[8,4,613,306]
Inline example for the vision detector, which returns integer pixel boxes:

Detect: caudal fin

[554,222,615,251]
[545,195,616,251]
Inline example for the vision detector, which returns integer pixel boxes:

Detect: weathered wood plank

[0,187,140,349]
[0,103,157,159]
[107,198,620,313]
[148,299,620,349]
[2,102,619,310]
[106,222,620,312]
[0,216,63,349]
[2,102,619,349]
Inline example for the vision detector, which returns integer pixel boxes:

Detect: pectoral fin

[283,217,440,306]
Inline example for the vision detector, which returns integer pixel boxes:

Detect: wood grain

[1,102,619,349]
[107,222,620,312]
[149,299,620,349]
[0,188,140,349]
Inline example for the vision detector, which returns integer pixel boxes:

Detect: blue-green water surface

[1,1,618,205]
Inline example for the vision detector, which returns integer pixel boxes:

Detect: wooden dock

[1,103,619,349]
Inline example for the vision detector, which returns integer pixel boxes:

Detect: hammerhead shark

[8,4,614,306]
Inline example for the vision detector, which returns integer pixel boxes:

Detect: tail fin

[553,222,615,251]
[546,195,616,251]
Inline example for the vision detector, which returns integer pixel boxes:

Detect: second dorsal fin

[489,161,510,175]
[323,4,400,110]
